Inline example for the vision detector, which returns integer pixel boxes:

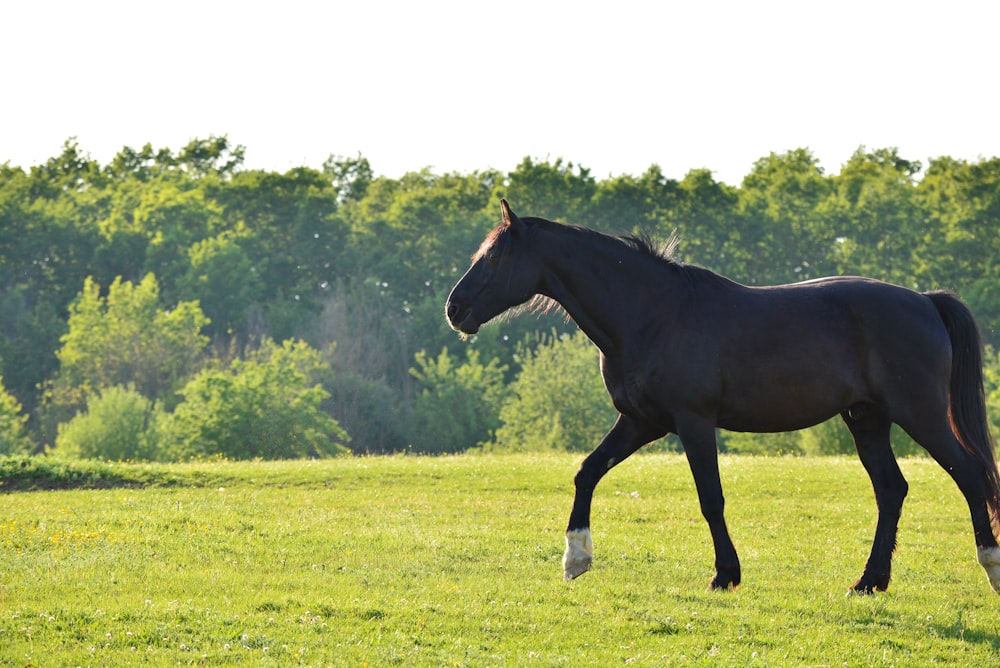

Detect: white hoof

[563,528,593,581]
[977,546,1000,593]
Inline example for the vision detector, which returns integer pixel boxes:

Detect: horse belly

[715,353,860,433]
[717,392,846,433]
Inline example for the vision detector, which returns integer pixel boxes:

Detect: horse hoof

[709,566,740,591]
[563,528,593,581]
[976,546,1000,593]
[850,572,890,594]
[709,576,738,591]
[847,584,875,596]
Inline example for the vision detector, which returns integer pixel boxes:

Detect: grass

[2,453,999,666]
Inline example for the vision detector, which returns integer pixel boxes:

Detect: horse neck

[536,225,671,356]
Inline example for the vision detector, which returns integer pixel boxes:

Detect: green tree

[25,138,105,197]
[324,153,373,203]
[738,149,834,283]
[323,371,408,454]
[48,274,209,424]
[313,280,415,407]
[175,136,246,177]
[985,348,1000,441]
[798,421,853,456]
[342,169,498,304]
[408,348,509,453]
[207,167,348,341]
[50,385,163,461]
[176,226,264,340]
[917,157,1000,344]
[0,286,64,422]
[0,374,31,455]
[825,147,923,285]
[666,168,742,279]
[336,169,512,381]
[2,151,101,324]
[89,177,153,286]
[6,138,1000,459]
[104,142,169,182]
[138,184,227,298]
[491,331,615,452]
[590,165,684,237]
[728,417,926,457]
[165,339,348,460]
[501,157,597,225]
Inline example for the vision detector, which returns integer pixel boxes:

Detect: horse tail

[926,290,1000,529]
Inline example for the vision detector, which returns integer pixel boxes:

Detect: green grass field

[2,453,999,666]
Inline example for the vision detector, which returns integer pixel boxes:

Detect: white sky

[2,0,998,186]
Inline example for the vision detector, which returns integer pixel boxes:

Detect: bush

[43,273,209,444]
[726,418,925,457]
[51,385,163,461]
[163,339,349,460]
[0,376,32,455]
[798,420,853,456]
[987,348,1000,444]
[723,429,804,456]
[491,331,616,452]
[408,348,508,453]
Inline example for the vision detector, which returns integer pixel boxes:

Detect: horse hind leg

[843,406,908,594]
[904,418,1000,591]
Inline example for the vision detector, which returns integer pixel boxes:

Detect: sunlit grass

[2,454,999,665]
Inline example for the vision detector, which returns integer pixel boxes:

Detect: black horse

[446,199,1000,593]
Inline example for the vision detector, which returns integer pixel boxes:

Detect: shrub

[0,376,32,455]
[408,348,508,453]
[51,385,163,461]
[47,273,209,432]
[723,429,804,456]
[163,339,349,460]
[491,331,615,452]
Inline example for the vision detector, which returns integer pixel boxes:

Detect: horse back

[622,275,952,433]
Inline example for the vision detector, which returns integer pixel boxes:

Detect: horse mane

[517,219,688,319]
[619,230,681,266]
[527,218,682,266]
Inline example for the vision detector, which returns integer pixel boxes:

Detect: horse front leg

[564,414,663,580]
[678,417,741,590]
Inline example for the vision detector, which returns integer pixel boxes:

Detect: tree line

[1,137,999,459]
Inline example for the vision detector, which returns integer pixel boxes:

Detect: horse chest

[603,361,664,418]
[603,347,714,427]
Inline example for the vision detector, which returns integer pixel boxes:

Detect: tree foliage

[408,348,508,453]
[0,375,30,455]
[51,385,163,461]
[46,273,208,435]
[492,332,616,452]
[2,138,1000,459]
[165,339,348,460]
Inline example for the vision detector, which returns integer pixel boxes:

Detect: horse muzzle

[445,300,481,335]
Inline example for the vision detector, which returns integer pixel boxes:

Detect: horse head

[445,199,542,335]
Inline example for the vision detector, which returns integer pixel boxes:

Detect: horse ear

[500,199,525,232]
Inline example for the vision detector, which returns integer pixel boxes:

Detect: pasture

[2,453,999,666]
